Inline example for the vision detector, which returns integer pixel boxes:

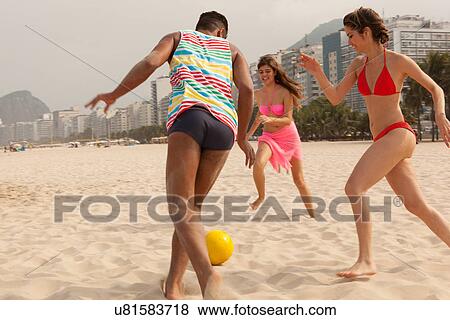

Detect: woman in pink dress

[246,55,315,218]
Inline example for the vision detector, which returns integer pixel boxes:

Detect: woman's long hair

[343,7,389,44]
[257,54,303,107]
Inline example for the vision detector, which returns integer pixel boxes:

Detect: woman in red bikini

[246,55,315,218]
[300,7,450,277]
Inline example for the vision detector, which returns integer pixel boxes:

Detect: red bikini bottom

[373,121,416,142]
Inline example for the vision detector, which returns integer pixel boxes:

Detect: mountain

[288,18,342,49]
[0,91,50,125]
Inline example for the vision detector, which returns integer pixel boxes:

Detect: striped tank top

[167,30,237,136]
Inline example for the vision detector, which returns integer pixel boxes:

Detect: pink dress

[258,104,302,172]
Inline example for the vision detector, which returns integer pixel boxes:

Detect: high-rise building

[323,31,346,85]
[322,30,363,111]
[151,76,171,126]
[81,101,156,139]
[297,44,323,105]
[137,101,157,127]
[35,119,54,142]
[13,122,35,141]
[52,109,81,139]
[71,115,90,136]
[249,62,262,90]
[88,112,107,139]
[126,102,144,130]
[110,108,129,134]
[280,49,301,80]
[386,15,450,60]
[0,124,14,145]
[341,41,364,111]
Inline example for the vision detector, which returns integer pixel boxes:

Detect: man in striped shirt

[86,11,255,299]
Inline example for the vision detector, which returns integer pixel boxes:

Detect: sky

[1,0,449,111]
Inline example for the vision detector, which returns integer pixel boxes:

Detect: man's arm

[230,44,254,141]
[86,32,178,111]
[111,32,177,98]
[230,43,255,168]
[245,90,260,139]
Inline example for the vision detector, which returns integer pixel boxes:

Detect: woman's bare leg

[386,159,450,247]
[250,142,272,210]
[290,157,315,218]
[337,129,416,278]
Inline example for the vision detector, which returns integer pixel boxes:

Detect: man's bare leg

[165,132,230,299]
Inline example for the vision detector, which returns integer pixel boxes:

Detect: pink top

[259,104,285,116]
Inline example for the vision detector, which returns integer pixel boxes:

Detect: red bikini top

[357,48,400,96]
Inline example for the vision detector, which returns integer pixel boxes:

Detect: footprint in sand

[321,231,337,240]
[269,272,335,289]
[236,244,253,254]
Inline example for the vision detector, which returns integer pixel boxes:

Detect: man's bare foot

[161,279,185,300]
[249,197,264,210]
[203,271,223,300]
[337,260,377,278]
[306,208,315,219]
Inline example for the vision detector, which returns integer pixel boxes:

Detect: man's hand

[85,92,117,113]
[237,138,255,168]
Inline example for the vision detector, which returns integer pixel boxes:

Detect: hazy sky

[2,0,449,110]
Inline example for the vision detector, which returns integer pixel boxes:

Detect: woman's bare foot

[337,260,377,278]
[203,271,223,300]
[162,279,185,300]
[249,197,264,210]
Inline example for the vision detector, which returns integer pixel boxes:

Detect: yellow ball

[206,230,234,266]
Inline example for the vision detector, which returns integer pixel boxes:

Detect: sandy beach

[0,141,449,299]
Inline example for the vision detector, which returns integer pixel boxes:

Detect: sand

[0,141,449,299]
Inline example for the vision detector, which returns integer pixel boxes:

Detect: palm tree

[295,97,362,140]
[295,98,330,140]
[404,79,425,141]
[406,52,449,141]
[351,111,370,140]
[423,52,449,141]
[441,53,450,123]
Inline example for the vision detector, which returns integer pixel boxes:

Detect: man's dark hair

[195,11,228,37]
